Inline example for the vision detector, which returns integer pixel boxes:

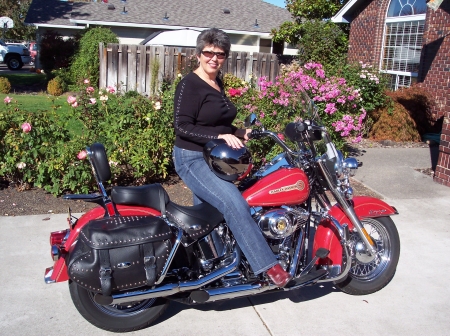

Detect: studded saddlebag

[67,216,172,296]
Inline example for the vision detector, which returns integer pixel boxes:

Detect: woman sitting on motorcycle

[172,28,292,287]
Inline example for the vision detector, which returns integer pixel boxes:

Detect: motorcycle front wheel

[334,216,400,295]
[69,281,170,332]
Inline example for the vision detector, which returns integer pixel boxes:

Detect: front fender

[49,205,161,283]
[328,196,398,224]
[312,196,398,267]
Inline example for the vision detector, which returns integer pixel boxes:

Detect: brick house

[333,0,450,187]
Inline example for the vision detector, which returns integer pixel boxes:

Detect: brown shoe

[266,264,292,288]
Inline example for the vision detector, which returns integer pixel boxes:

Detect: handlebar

[249,129,297,156]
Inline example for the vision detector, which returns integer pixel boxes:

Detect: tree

[0,0,35,41]
[69,27,119,86]
[271,0,349,68]
[39,30,79,73]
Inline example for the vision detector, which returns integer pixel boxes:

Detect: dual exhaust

[97,247,274,306]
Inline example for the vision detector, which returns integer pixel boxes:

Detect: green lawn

[0,93,83,135]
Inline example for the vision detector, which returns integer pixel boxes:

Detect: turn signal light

[51,245,60,261]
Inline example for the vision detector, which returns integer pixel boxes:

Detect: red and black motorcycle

[44,91,400,332]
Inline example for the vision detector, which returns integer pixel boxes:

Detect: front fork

[316,159,377,255]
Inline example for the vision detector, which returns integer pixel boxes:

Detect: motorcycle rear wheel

[334,216,400,295]
[69,281,169,332]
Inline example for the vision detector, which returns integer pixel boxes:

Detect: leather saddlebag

[67,215,172,296]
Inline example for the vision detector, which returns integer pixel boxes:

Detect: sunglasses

[201,50,227,60]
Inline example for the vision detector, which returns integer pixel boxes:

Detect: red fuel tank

[243,167,310,207]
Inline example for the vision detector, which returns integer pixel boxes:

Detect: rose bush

[0,77,177,195]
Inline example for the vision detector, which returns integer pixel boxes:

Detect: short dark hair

[196,28,231,57]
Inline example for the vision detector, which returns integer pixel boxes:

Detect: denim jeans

[172,146,277,275]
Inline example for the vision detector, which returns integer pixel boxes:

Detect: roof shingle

[26,0,292,33]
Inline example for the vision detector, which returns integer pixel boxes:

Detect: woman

[172,28,292,287]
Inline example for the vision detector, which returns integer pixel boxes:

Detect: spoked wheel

[334,216,400,295]
[69,281,169,332]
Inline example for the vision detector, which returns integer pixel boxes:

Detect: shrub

[47,77,66,96]
[369,85,436,141]
[329,61,390,115]
[231,62,378,162]
[0,77,11,94]
[296,21,348,72]
[70,27,119,86]
[0,100,75,193]
[39,30,79,74]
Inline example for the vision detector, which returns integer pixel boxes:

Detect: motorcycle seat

[111,184,224,242]
[165,201,223,240]
[111,184,170,211]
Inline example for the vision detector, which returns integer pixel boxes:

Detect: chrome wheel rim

[348,218,391,280]
[88,292,157,317]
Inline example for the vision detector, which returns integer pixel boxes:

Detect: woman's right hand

[218,134,244,149]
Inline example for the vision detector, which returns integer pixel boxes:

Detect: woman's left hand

[235,129,252,142]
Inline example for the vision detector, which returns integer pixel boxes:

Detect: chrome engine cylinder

[258,207,309,240]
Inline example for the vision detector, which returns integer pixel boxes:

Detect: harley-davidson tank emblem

[269,180,305,194]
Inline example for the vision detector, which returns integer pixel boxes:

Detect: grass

[0,93,84,135]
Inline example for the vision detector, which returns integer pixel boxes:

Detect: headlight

[343,157,358,176]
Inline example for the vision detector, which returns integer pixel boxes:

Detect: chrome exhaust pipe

[108,247,241,305]
[189,282,276,303]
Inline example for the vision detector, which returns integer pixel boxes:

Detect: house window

[381,0,427,90]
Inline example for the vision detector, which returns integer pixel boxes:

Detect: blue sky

[263,0,286,8]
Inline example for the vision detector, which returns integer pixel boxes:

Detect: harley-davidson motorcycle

[44,90,400,332]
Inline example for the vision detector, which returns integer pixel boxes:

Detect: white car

[0,40,32,70]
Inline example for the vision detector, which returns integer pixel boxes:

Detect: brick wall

[418,3,450,187]
[347,0,389,67]
[347,0,450,187]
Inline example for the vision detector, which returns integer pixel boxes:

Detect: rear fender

[312,196,398,266]
[49,205,160,283]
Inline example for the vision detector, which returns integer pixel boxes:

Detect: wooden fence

[99,43,284,95]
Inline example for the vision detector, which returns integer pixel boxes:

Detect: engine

[254,206,310,270]
[256,206,309,242]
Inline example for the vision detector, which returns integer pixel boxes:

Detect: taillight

[50,230,69,246]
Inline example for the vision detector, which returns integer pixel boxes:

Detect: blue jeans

[172,146,277,275]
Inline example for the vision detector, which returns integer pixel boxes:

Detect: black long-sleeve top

[173,72,238,152]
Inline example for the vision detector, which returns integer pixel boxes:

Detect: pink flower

[67,96,77,104]
[228,88,242,97]
[83,79,90,84]
[21,122,32,133]
[86,86,95,94]
[77,150,87,160]
[71,102,78,108]
[107,86,115,93]
[89,98,96,105]
[278,133,285,141]
[4,96,11,104]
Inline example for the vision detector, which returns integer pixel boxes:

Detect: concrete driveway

[1,147,449,335]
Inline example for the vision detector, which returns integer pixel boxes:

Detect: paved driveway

[1,147,449,335]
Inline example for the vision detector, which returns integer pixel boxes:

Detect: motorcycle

[44,89,400,332]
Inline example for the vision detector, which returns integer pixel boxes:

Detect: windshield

[294,86,320,125]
